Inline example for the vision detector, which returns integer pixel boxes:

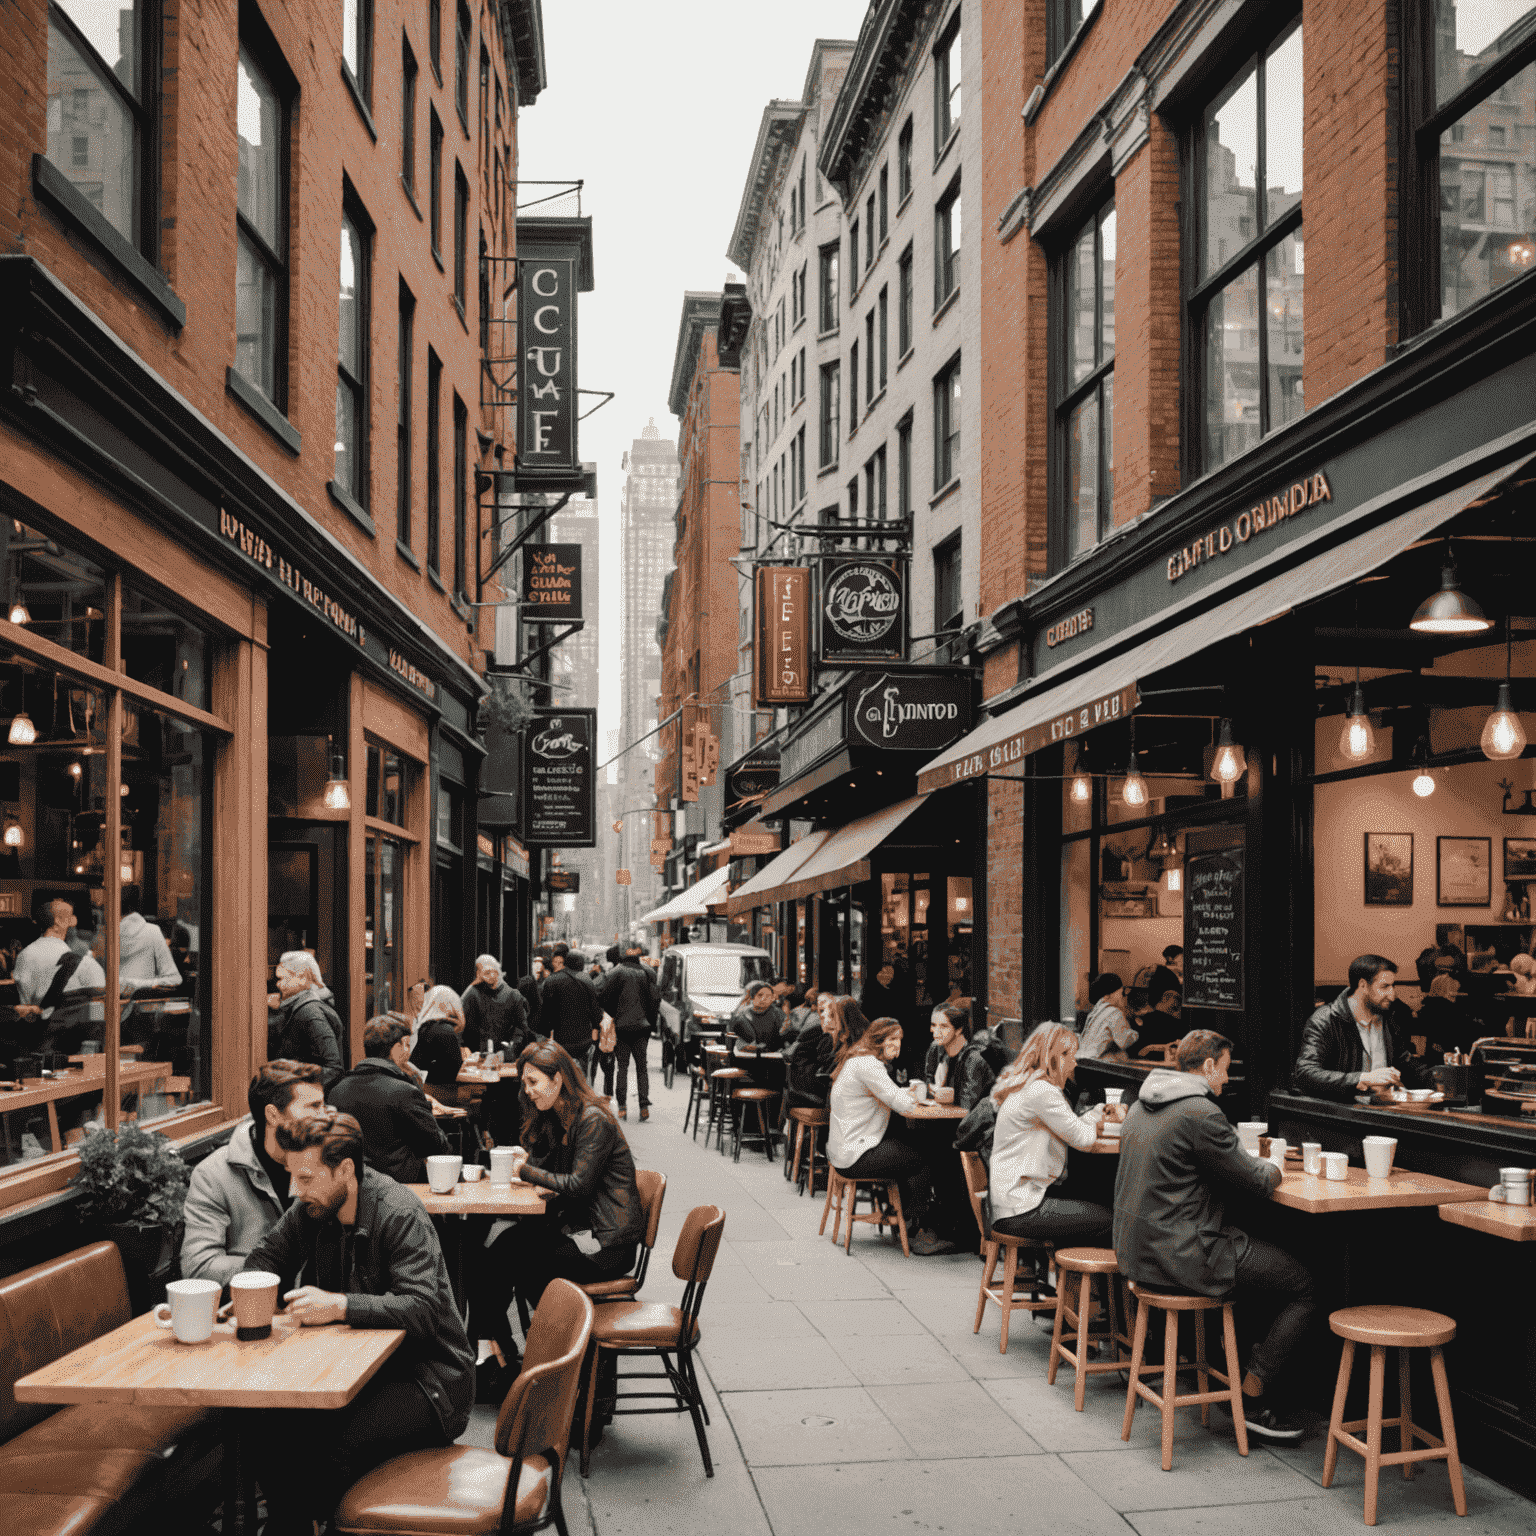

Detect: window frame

[341,0,373,108]
[426,347,442,578]
[818,359,840,468]
[454,0,471,130]
[932,351,961,491]
[849,220,860,294]
[933,12,962,157]
[934,174,962,309]
[933,531,963,660]
[1046,0,1085,69]
[452,392,468,601]
[878,285,889,391]
[429,107,444,260]
[335,191,373,512]
[897,116,913,202]
[428,0,442,82]
[864,310,875,405]
[453,161,469,317]
[898,243,914,356]
[401,34,418,197]
[896,410,913,516]
[879,163,889,242]
[849,337,860,425]
[818,242,840,332]
[397,280,415,550]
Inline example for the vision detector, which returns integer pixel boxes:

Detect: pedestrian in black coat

[330,1018,451,1184]
[539,949,602,1059]
[459,956,530,1055]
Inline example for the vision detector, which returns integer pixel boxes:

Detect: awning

[640,864,734,925]
[772,797,927,905]
[717,831,831,917]
[916,459,1528,794]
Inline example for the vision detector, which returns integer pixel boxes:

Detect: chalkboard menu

[1184,842,1244,1010]
[522,708,596,848]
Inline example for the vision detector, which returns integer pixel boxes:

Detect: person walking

[598,942,660,1121]
[540,944,602,1061]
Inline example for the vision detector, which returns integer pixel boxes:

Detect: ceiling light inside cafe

[1480,624,1526,762]
[1339,676,1375,761]
[1409,548,1492,635]
[1210,719,1246,785]
[7,711,35,746]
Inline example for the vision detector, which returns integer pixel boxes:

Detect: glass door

[365,832,404,1019]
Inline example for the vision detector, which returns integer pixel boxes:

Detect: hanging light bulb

[1121,757,1148,809]
[1339,673,1375,761]
[1210,719,1247,785]
[2,816,22,849]
[7,602,30,625]
[1409,545,1492,635]
[1480,621,1527,761]
[1070,745,1091,804]
[322,738,352,812]
[1410,738,1436,798]
[7,711,35,746]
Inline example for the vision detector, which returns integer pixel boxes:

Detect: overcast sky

[515,1,870,752]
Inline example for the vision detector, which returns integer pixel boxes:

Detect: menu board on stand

[1184,836,1244,1011]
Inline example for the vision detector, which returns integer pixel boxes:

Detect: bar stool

[818,1169,911,1256]
[1122,1283,1248,1471]
[958,1150,1056,1354]
[682,1048,713,1138]
[786,1107,829,1194]
[1048,1248,1145,1412]
[705,1067,746,1152]
[1322,1305,1466,1527]
[692,1043,730,1144]
[730,1086,779,1162]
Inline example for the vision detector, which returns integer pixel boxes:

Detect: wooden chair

[730,1086,778,1162]
[959,1150,1056,1353]
[787,1106,829,1194]
[1048,1248,1148,1411]
[580,1169,666,1303]
[818,1168,911,1257]
[1121,1283,1247,1472]
[704,1066,746,1152]
[335,1279,593,1536]
[1322,1305,1466,1527]
[580,1205,726,1479]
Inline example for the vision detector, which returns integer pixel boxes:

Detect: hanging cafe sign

[844,667,973,753]
[516,257,578,483]
[753,567,811,707]
[521,543,583,622]
[818,557,905,666]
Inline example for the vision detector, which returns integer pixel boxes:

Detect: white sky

[515,1,871,751]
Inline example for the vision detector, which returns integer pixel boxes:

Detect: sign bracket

[487,621,584,676]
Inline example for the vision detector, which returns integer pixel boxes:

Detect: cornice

[725,103,808,273]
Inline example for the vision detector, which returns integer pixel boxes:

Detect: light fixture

[322,737,352,812]
[119,861,135,884]
[7,602,30,625]
[68,761,82,780]
[2,816,22,849]
[1410,738,1436,799]
[1339,672,1375,761]
[1480,619,1527,762]
[1409,545,1492,635]
[1120,721,1148,809]
[7,711,35,746]
[1069,745,1092,804]
[1210,718,1247,786]
[1163,866,1183,893]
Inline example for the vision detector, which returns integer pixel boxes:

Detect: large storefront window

[363,742,418,1020]
[879,868,973,1007]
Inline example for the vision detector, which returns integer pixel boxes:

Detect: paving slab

[869,1378,1045,1460]
[827,1331,975,1388]
[700,1329,859,1393]
[983,1374,1211,1454]
[797,1297,926,1337]
[1058,1436,1322,1512]
[719,1384,910,1467]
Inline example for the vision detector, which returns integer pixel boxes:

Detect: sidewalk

[467,1052,1528,1535]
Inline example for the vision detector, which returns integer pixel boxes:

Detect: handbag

[598,1012,617,1054]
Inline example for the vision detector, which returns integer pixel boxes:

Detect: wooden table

[901,1101,966,1123]
[0,1059,178,1156]
[1270,1164,1487,1214]
[1438,1200,1536,1241]
[407,1178,547,1304]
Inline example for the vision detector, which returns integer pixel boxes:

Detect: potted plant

[69,1123,191,1295]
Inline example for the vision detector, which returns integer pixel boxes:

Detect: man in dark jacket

[1295,953,1432,1101]
[516,951,548,1038]
[459,955,529,1056]
[599,944,660,1121]
[539,945,601,1059]
[245,1111,473,1535]
[267,951,345,1088]
[923,1003,996,1109]
[1114,1030,1313,1444]
[329,1018,452,1184]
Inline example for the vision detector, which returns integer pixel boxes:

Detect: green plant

[68,1123,190,1230]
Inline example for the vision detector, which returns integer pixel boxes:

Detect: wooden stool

[1322,1305,1466,1527]
[705,1067,746,1152]
[818,1169,911,1256]
[1122,1284,1248,1471]
[683,1052,713,1138]
[787,1107,829,1194]
[1048,1248,1143,1411]
[958,1150,1055,1353]
[731,1087,779,1162]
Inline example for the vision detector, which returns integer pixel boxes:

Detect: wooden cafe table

[14,1309,405,1535]
[1438,1199,1536,1241]
[407,1178,547,1305]
[1269,1162,1486,1213]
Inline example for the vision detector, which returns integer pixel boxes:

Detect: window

[847,473,859,521]
[795,425,807,502]
[934,534,963,661]
[799,156,807,223]
[429,108,443,256]
[935,176,962,307]
[897,116,913,201]
[864,310,875,404]
[934,13,961,154]
[401,37,417,194]
[792,263,806,325]
[865,445,887,521]
[428,0,441,79]
[452,393,467,599]
[849,338,860,424]
[878,286,888,390]
[1055,199,1115,565]
[478,46,489,168]
[797,346,806,403]
[45,0,157,251]
[454,1,470,126]
[777,297,786,353]
[426,348,442,575]
[1189,19,1303,474]
[933,352,960,490]
[879,164,889,242]
[453,162,468,314]
[1047,1,1085,67]
[342,0,372,104]
[849,222,860,293]
[233,44,288,407]
[819,243,839,330]
[866,194,876,265]
[819,361,840,466]
[335,204,370,508]
[898,244,914,355]
[1406,0,1536,333]
[397,282,414,548]
[897,412,913,515]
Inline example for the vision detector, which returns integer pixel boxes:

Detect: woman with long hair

[410,984,469,1085]
[830,994,872,1046]
[786,990,845,1108]
[987,1021,1112,1245]
[923,1001,996,1110]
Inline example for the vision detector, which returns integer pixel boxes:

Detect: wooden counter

[1438,1200,1536,1241]
[1270,1164,1486,1214]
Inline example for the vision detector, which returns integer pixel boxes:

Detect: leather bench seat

[0,1491,116,1536]
[335,1445,553,1534]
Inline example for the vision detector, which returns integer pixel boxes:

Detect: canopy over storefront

[640,864,733,925]
[717,831,831,918]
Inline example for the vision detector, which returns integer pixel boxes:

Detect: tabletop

[407,1179,547,1217]
[14,1310,405,1411]
[1437,1199,1536,1241]
[901,1101,965,1121]
[1270,1164,1487,1214]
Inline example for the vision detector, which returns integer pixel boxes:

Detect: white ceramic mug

[153,1278,221,1344]
[1490,1168,1531,1206]
[1302,1142,1323,1175]
[1237,1121,1267,1153]
[1362,1135,1397,1179]
[1268,1137,1288,1168]
[1103,1088,1124,1107]
[426,1154,463,1193]
[909,1080,928,1103]
[462,1163,484,1182]
[489,1146,519,1183]
[932,1085,955,1105]
[1322,1151,1349,1181]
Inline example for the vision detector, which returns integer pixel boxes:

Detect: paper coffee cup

[1362,1135,1397,1179]
[1322,1151,1349,1181]
[229,1270,280,1340]
[489,1147,518,1183]
[1268,1137,1288,1167]
[1302,1142,1323,1175]
[426,1154,463,1193]
[462,1163,484,1182]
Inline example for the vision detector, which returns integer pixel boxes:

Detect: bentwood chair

[579,1169,667,1303]
[580,1205,726,1478]
[335,1279,594,1536]
[959,1150,1056,1352]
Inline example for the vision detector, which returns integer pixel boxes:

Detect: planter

[101,1221,180,1313]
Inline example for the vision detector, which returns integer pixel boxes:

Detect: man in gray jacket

[1113,1029,1313,1444]
[180,1060,326,1285]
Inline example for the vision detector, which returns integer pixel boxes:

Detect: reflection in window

[2,521,107,664]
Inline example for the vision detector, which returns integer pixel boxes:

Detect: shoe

[1232,1396,1305,1443]
[639,1107,650,1122]
[909,1230,960,1256]
[616,1107,626,1120]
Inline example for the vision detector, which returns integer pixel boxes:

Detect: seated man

[1114,1030,1313,1443]
[1078,972,1138,1061]
[1145,944,1183,1011]
[459,953,530,1057]
[330,1016,453,1185]
[245,1112,474,1536]
[1295,953,1433,1101]
[730,982,785,1052]
[1134,988,1184,1059]
[180,1061,326,1285]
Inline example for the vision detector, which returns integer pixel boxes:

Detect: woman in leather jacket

[922,1002,996,1110]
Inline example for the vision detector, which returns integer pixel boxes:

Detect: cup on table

[153,1278,221,1344]
[462,1163,484,1183]
[1302,1142,1323,1175]
[1237,1121,1267,1154]
[226,1270,280,1341]
[489,1146,520,1184]
[932,1085,955,1105]
[1490,1168,1532,1206]
[426,1154,463,1193]
[1322,1151,1349,1181]
[1362,1135,1397,1179]
[1103,1088,1124,1107]
[1268,1137,1289,1168]
[909,1079,927,1102]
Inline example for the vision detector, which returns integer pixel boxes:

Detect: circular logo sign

[531,720,583,759]
[823,563,901,645]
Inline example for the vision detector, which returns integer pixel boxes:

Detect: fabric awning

[772,797,927,905]
[640,864,733,925]
[717,831,831,917]
[916,459,1528,794]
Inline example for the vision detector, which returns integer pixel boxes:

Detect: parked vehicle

[656,943,773,1088]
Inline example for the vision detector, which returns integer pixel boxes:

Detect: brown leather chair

[580,1205,725,1479]
[580,1169,666,1302]
[335,1279,595,1536]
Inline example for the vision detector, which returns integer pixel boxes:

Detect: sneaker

[616,1107,626,1120]
[1235,1397,1305,1443]
[639,1107,650,1122]
[909,1230,960,1256]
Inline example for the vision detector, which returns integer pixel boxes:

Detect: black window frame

[401,34,418,197]
[426,347,442,577]
[933,531,963,661]
[1047,0,1085,69]
[428,0,442,82]
[878,285,889,390]
[454,0,471,130]
[429,107,443,260]
[896,410,913,516]
[849,220,860,294]
[933,351,960,491]
[897,116,913,202]
[818,359,840,467]
[935,174,961,309]
[453,160,468,316]
[879,163,889,242]
[397,279,415,549]
[818,242,840,332]
[898,243,914,355]
[933,11,961,157]
[335,187,374,513]
[342,0,373,107]
[849,337,860,425]
[866,192,876,267]
[795,424,807,502]
[452,391,468,601]
[864,309,875,404]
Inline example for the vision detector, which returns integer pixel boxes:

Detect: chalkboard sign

[1184,843,1244,1010]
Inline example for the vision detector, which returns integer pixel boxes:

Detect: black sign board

[547,869,581,894]
[1184,842,1245,1010]
[521,543,583,622]
[727,744,781,803]
[522,707,596,847]
[516,256,578,482]
[817,557,905,666]
[843,667,974,753]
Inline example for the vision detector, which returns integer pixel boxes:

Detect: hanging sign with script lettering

[516,257,578,482]
[844,667,974,753]
[817,557,905,666]
[521,543,583,622]
[522,707,596,848]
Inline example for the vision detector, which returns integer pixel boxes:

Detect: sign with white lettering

[1185,842,1245,1010]
[521,543,583,622]
[844,668,974,753]
[516,257,578,482]
[522,707,595,847]
[754,568,811,706]
[818,557,905,666]
[1045,608,1094,648]
[1167,472,1331,583]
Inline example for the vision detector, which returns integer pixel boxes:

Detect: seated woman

[410,985,469,1086]
[988,1021,1112,1247]
[923,1002,996,1109]
[1415,972,1469,1057]
[833,994,872,1048]
[785,992,844,1109]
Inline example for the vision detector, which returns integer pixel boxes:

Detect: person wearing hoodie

[267,951,345,1087]
[1113,1028,1313,1444]
[459,955,530,1056]
[1078,972,1137,1060]
[118,887,182,990]
[330,1016,452,1184]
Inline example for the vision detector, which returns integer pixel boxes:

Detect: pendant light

[7,602,30,625]
[1409,543,1492,635]
[7,711,35,746]
[322,737,352,812]
[1410,738,1437,799]
[1480,618,1527,762]
[2,816,22,849]
[1210,719,1247,785]
[1339,671,1375,761]
[1069,744,1092,804]
[1120,723,1148,810]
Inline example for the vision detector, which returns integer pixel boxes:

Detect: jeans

[613,1031,650,1109]
[834,1128,928,1228]
[1232,1233,1316,1391]
[991,1194,1112,1246]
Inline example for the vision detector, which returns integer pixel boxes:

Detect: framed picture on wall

[1437,836,1492,908]
[1364,832,1413,906]
[1504,837,1536,880]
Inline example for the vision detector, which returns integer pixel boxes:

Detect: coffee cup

[1268,1137,1288,1168]
[153,1278,221,1344]
[1103,1089,1124,1107]
[1362,1135,1397,1179]
[932,1085,955,1105]
[1322,1151,1349,1181]
[1302,1142,1323,1175]
[1490,1168,1531,1206]
[909,1080,928,1103]
[426,1154,463,1193]
[1237,1121,1266,1153]
[489,1146,519,1183]
[226,1270,280,1340]
[462,1163,484,1182]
